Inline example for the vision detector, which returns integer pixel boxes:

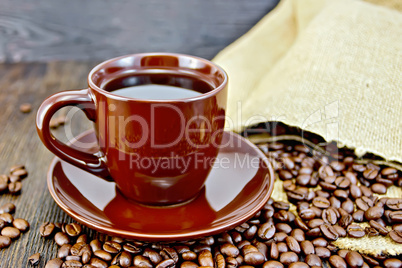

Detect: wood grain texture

[0,0,280,63]
[0,61,98,266]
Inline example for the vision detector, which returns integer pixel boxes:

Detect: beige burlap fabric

[213,0,402,163]
[213,0,402,256]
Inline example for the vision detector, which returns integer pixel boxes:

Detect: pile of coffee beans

[33,140,401,268]
[0,164,28,194]
[0,202,30,249]
[259,142,402,245]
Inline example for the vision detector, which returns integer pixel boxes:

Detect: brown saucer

[47,130,274,241]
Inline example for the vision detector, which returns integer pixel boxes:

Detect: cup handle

[36,88,111,180]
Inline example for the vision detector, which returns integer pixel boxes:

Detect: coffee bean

[103,241,121,254]
[383,258,402,268]
[62,260,83,267]
[40,222,56,237]
[161,247,178,263]
[352,210,365,222]
[339,214,353,228]
[376,177,394,187]
[110,251,131,267]
[305,254,322,267]
[263,260,284,268]
[319,224,338,241]
[279,170,293,180]
[369,220,389,235]
[371,183,387,194]
[270,242,279,259]
[345,251,364,268]
[45,258,63,268]
[322,208,338,225]
[28,253,41,266]
[0,235,11,248]
[287,189,306,201]
[58,244,72,259]
[393,224,402,232]
[350,184,362,199]
[283,180,296,191]
[8,181,22,193]
[285,236,300,253]
[133,255,152,268]
[12,218,29,232]
[258,222,275,240]
[290,229,305,242]
[356,197,373,211]
[213,254,225,268]
[341,199,354,214]
[143,248,163,265]
[365,206,384,220]
[334,176,350,189]
[288,262,309,268]
[93,249,112,261]
[198,250,213,267]
[363,168,378,180]
[306,227,321,237]
[319,181,337,191]
[315,246,331,258]
[273,201,290,211]
[89,257,108,268]
[386,198,402,210]
[362,254,380,266]
[329,196,341,208]
[76,234,88,244]
[244,251,265,265]
[299,209,316,220]
[334,189,349,200]
[220,243,239,257]
[312,237,328,247]
[155,259,175,268]
[300,240,315,255]
[11,168,28,179]
[0,212,13,224]
[19,103,32,113]
[295,217,309,231]
[54,232,70,246]
[273,211,289,223]
[275,223,292,234]
[65,223,82,237]
[277,242,288,253]
[333,225,347,237]
[0,175,8,192]
[347,224,365,238]
[296,175,311,186]
[182,251,197,261]
[329,255,347,268]
[390,211,402,223]
[389,230,402,243]
[279,252,298,265]
[1,226,20,239]
[360,186,373,197]
[308,219,324,229]
[318,165,334,179]
[0,202,16,214]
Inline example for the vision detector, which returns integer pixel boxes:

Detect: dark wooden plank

[0,0,279,63]
[0,61,97,266]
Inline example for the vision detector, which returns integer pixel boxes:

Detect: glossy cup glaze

[36,53,228,205]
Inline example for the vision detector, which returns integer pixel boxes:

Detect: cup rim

[87,52,228,103]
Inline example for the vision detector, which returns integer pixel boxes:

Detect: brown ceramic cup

[36,53,228,205]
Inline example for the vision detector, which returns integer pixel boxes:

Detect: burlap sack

[213,0,402,256]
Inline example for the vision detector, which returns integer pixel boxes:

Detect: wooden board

[0,0,279,63]
[0,61,101,266]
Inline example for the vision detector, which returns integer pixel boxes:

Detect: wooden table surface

[0,61,101,266]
